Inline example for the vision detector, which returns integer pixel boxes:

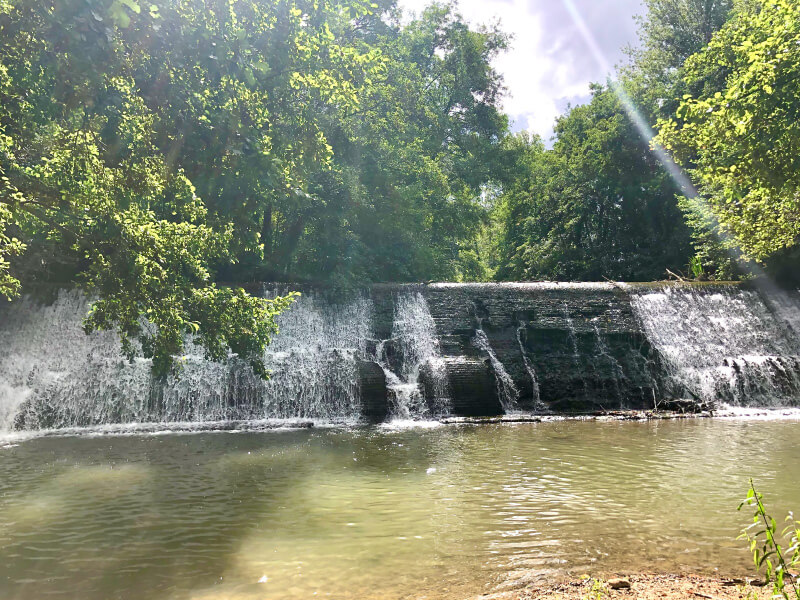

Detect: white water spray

[0,288,375,431]
[515,322,543,410]
[472,317,520,414]
[631,287,800,407]
[375,292,450,419]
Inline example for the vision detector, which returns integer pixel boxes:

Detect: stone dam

[1,282,800,431]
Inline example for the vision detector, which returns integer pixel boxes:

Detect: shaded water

[1,419,799,600]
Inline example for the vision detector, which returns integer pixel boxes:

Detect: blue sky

[397,0,646,141]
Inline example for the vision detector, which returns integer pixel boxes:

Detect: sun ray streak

[559,0,800,317]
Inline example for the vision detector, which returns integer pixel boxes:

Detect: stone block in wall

[443,356,503,416]
[358,360,388,421]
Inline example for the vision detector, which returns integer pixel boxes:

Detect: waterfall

[592,321,624,401]
[472,319,520,414]
[375,292,450,419]
[4,282,800,430]
[631,286,800,407]
[0,290,153,430]
[562,304,591,401]
[562,304,580,357]
[254,288,374,419]
[516,322,543,410]
[0,288,374,431]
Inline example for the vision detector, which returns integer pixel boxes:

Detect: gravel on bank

[470,574,775,600]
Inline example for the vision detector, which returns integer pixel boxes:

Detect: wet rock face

[430,357,502,416]
[387,283,665,414]
[358,361,388,422]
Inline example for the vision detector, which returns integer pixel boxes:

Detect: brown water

[0,419,798,600]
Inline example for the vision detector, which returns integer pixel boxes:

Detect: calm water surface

[0,419,798,600]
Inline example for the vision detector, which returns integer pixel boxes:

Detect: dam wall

[1,282,799,430]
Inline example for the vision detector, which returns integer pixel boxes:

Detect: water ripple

[0,420,797,600]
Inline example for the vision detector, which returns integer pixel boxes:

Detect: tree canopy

[656,0,800,266]
[0,0,383,374]
[493,85,692,282]
[0,0,510,373]
[2,0,799,372]
[492,0,800,283]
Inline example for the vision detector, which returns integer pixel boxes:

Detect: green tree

[625,0,735,122]
[495,86,692,281]
[621,0,740,278]
[276,2,509,284]
[656,0,800,270]
[0,0,381,374]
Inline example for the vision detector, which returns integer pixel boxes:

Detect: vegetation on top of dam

[1,0,799,374]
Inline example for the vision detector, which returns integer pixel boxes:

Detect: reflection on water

[0,420,798,599]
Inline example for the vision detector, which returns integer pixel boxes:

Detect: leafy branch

[738,479,800,600]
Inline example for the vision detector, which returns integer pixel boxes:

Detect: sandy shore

[471,574,775,600]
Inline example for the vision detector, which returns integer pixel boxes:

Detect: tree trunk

[278,215,306,276]
[261,204,273,258]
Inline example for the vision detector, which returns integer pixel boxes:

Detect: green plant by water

[581,576,610,600]
[689,255,705,280]
[738,480,800,600]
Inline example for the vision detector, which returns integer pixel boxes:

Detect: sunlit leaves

[0,201,24,300]
[738,480,800,600]
[0,0,509,374]
[494,86,692,282]
[656,0,800,262]
[0,0,378,375]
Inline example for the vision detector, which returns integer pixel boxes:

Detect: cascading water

[4,282,800,431]
[471,317,520,414]
[0,290,153,430]
[0,288,374,431]
[562,304,580,358]
[254,288,374,419]
[631,286,800,407]
[516,322,543,410]
[592,320,625,400]
[374,292,450,419]
[563,304,591,401]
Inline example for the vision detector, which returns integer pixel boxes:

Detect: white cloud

[396,0,644,141]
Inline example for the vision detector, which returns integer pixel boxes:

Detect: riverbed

[0,418,798,599]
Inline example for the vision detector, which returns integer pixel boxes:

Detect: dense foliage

[623,0,734,122]
[2,0,799,370]
[0,0,383,374]
[494,86,691,281]
[656,0,800,272]
[266,2,508,284]
[492,0,800,283]
[491,0,741,282]
[0,0,509,371]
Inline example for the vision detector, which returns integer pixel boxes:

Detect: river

[1,418,797,600]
